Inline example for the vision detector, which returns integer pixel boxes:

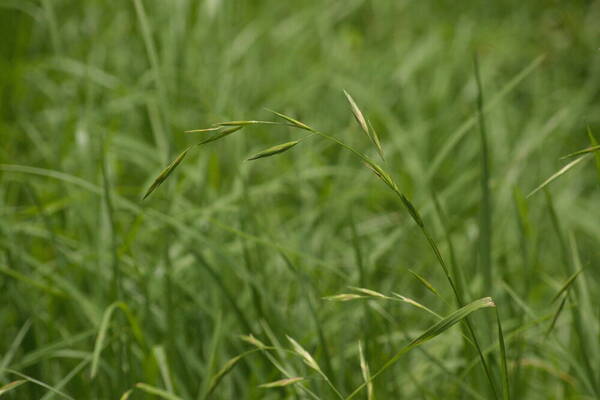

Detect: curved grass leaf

[346,297,496,400]
[143,146,191,200]
[526,155,590,198]
[134,383,183,400]
[204,350,258,399]
[90,302,144,379]
[546,295,568,338]
[247,140,300,161]
[588,128,600,180]
[496,309,510,400]
[4,369,74,400]
[0,380,27,396]
[560,144,600,159]
[358,342,373,400]
[551,268,583,304]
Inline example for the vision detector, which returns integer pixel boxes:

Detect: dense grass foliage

[1,0,599,399]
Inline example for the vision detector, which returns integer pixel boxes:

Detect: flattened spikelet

[259,377,304,388]
[266,109,313,131]
[344,90,370,137]
[199,126,243,145]
[143,147,191,200]
[247,140,300,161]
[323,293,365,301]
[286,336,322,373]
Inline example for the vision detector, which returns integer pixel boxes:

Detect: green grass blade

[346,297,496,399]
[496,309,510,400]
[90,302,144,379]
[545,295,568,338]
[474,55,493,289]
[204,350,258,399]
[526,155,590,198]
[135,383,183,400]
[4,369,74,400]
[588,128,600,181]
[358,341,373,400]
[0,380,27,396]
[560,144,600,159]
[551,268,583,304]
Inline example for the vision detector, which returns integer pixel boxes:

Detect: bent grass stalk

[143,90,502,398]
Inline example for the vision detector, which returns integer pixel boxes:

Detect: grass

[1,0,600,399]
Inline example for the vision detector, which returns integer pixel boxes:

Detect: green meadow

[1,0,599,398]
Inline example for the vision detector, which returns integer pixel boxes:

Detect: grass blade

[90,302,144,379]
[204,350,257,399]
[346,297,496,400]
[410,297,496,346]
[474,55,493,289]
[358,341,373,400]
[135,383,183,400]
[545,295,568,338]
[5,369,74,400]
[526,155,590,198]
[496,309,510,400]
[560,144,600,159]
[247,140,300,161]
[0,380,27,396]
[588,128,600,181]
[551,268,583,303]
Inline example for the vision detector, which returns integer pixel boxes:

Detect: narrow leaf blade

[0,380,27,396]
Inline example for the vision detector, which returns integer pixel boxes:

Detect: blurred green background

[1,0,599,399]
